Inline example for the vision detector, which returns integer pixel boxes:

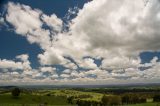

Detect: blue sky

[0,0,86,68]
[0,0,160,85]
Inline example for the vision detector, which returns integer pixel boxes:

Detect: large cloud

[37,0,160,68]
[71,0,160,51]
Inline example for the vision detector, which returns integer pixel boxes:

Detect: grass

[0,104,76,106]
[0,89,103,105]
[52,89,103,102]
[0,93,69,105]
[126,102,160,106]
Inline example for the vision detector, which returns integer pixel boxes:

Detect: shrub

[46,93,51,96]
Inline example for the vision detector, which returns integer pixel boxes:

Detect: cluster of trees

[121,93,146,104]
[67,95,122,106]
[100,94,160,106]
[67,93,149,106]
[101,95,121,105]
[153,94,160,102]
[67,96,100,106]
[85,88,160,94]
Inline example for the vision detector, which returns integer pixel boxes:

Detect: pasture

[0,87,160,106]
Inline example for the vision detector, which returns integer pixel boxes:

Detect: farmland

[0,86,160,106]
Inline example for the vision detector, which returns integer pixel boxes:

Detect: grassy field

[0,93,69,105]
[0,103,159,106]
[0,104,76,106]
[0,88,160,106]
[0,89,103,105]
[52,89,103,101]
[126,102,160,106]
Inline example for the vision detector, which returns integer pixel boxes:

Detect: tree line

[67,93,160,106]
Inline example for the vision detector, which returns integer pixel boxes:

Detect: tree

[122,93,146,104]
[153,95,160,102]
[12,88,21,98]
[122,94,130,104]
[67,96,74,104]
[110,95,121,105]
[101,95,110,105]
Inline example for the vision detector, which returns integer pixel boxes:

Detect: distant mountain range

[1,83,160,89]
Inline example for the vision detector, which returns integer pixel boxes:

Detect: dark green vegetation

[0,86,160,106]
[12,88,21,98]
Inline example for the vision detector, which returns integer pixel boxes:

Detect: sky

[0,0,160,85]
